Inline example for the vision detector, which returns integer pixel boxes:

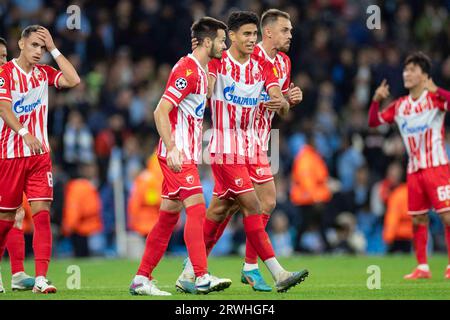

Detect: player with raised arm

[176,11,308,294]
[0,25,80,294]
[129,17,232,296]
[368,52,450,280]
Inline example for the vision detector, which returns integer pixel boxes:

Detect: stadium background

[1,0,449,260]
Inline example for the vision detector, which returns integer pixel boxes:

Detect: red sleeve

[368,100,396,127]
[437,87,450,111]
[208,58,220,78]
[161,62,197,107]
[40,65,63,89]
[0,68,12,103]
[262,60,280,92]
[281,55,291,94]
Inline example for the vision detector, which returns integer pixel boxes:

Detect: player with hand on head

[369,52,450,280]
[0,25,80,294]
[129,17,232,296]
[176,11,308,294]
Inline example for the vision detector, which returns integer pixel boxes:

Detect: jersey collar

[226,49,250,68]
[12,59,34,79]
[408,89,428,106]
[188,53,206,74]
[257,43,276,64]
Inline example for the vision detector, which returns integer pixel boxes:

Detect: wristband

[18,128,29,137]
[50,48,61,59]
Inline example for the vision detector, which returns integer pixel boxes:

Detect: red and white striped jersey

[379,90,449,173]
[157,54,207,163]
[208,50,280,159]
[253,43,291,152]
[0,59,62,159]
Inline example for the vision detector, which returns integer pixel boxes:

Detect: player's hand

[425,77,438,93]
[36,26,56,51]
[288,83,302,106]
[263,95,283,111]
[373,79,390,102]
[23,133,43,155]
[191,38,199,51]
[167,146,183,173]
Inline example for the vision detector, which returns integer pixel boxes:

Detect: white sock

[264,257,285,281]
[243,263,259,272]
[185,258,194,272]
[133,275,148,283]
[417,264,429,271]
[35,275,45,284]
[447,265,450,270]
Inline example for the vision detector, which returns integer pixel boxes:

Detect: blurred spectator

[290,133,332,252]
[62,163,103,257]
[63,110,95,175]
[269,210,294,257]
[371,161,404,218]
[383,183,413,253]
[331,212,366,254]
[127,152,162,237]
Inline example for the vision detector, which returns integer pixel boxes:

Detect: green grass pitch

[0,255,448,300]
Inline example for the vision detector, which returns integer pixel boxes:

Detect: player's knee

[261,198,276,215]
[0,210,16,221]
[206,206,228,222]
[440,211,450,226]
[240,201,261,216]
[413,214,428,225]
[30,201,52,214]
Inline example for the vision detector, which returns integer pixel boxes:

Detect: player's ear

[204,37,212,48]
[264,26,272,39]
[228,30,235,42]
[18,38,24,50]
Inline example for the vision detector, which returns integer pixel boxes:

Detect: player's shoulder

[0,61,14,75]
[35,63,58,74]
[250,52,267,64]
[172,56,200,77]
[276,51,291,64]
[428,90,446,103]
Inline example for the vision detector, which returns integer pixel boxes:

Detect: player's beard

[209,42,222,59]
[278,42,290,53]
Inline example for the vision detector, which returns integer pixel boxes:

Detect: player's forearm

[278,99,290,118]
[54,54,81,87]
[0,103,25,133]
[368,100,382,127]
[154,108,175,150]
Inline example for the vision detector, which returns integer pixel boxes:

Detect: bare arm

[266,85,289,118]
[36,27,80,88]
[154,98,182,172]
[0,100,42,154]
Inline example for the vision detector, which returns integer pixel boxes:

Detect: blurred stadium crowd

[1,0,450,258]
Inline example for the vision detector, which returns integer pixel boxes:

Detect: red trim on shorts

[408,209,429,215]
[250,176,274,184]
[214,187,255,199]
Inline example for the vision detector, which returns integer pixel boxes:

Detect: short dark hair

[404,51,432,76]
[261,9,290,29]
[191,17,227,46]
[21,25,42,39]
[227,11,259,32]
[0,37,6,47]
